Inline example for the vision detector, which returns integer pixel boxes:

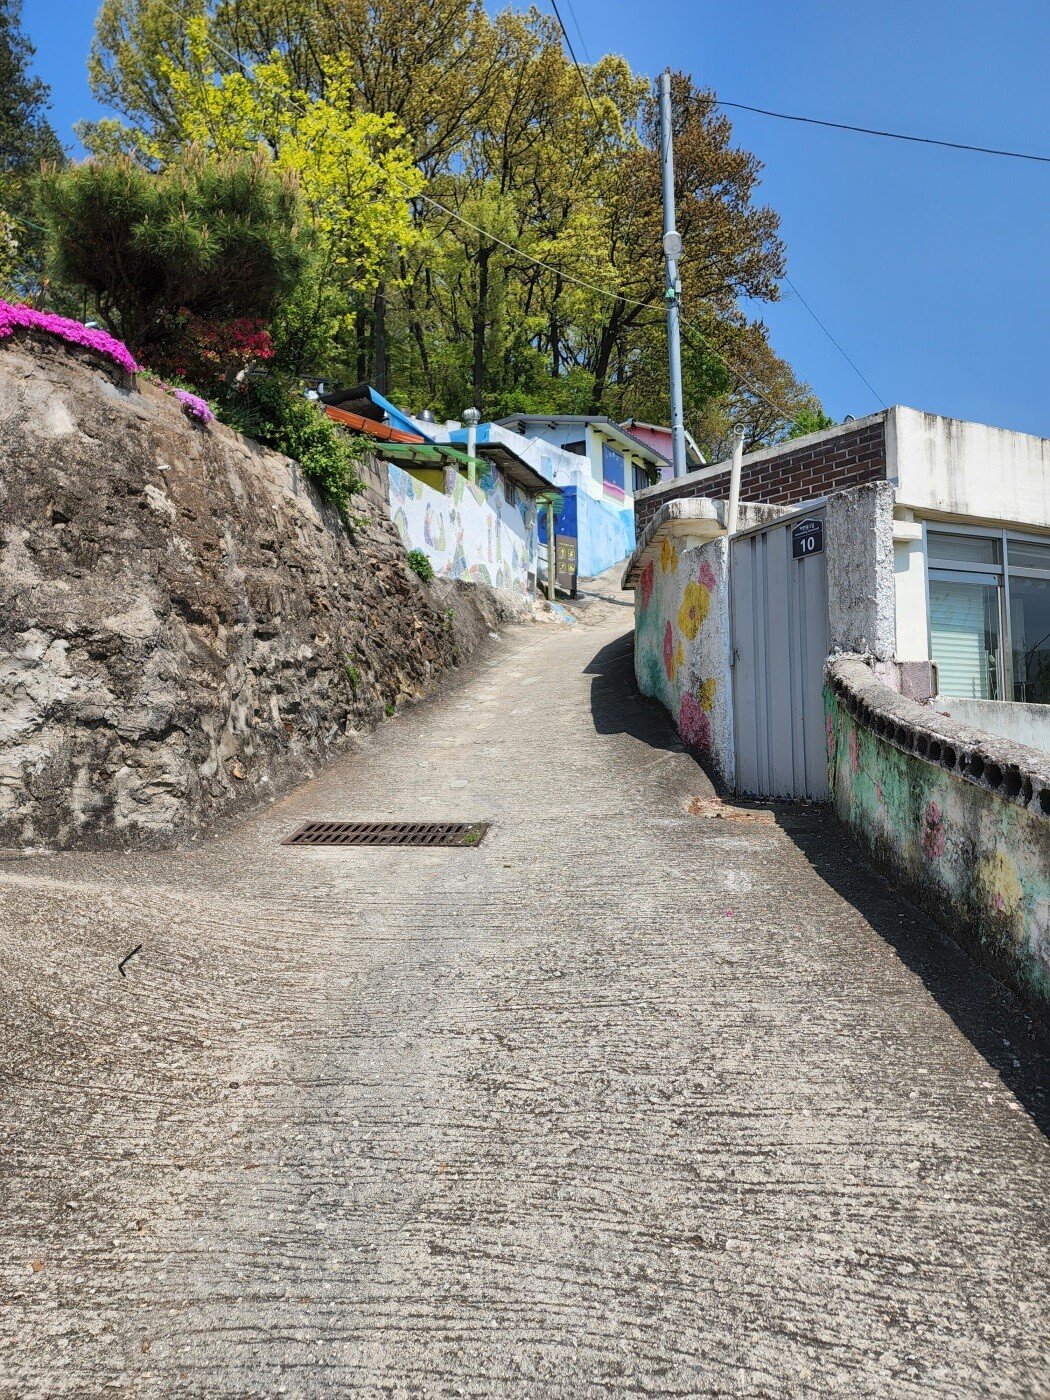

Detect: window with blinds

[929,577,1001,699]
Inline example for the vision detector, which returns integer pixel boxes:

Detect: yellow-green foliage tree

[83,0,825,443]
[82,14,421,374]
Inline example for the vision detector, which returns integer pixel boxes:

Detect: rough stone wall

[825,655,1050,1016]
[0,336,516,850]
[633,533,733,787]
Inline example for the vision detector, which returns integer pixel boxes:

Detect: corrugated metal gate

[730,508,830,799]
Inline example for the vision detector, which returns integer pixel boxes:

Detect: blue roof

[367,386,434,442]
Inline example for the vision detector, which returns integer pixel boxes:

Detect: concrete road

[1,573,1048,1397]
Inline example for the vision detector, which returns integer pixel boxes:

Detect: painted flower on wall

[679,692,713,753]
[663,621,675,681]
[920,799,945,860]
[640,560,655,608]
[660,537,678,573]
[698,560,717,591]
[698,678,716,712]
[976,850,1024,932]
[677,580,710,640]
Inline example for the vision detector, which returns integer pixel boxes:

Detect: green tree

[84,1,826,436]
[38,147,307,359]
[788,406,836,438]
[0,0,64,294]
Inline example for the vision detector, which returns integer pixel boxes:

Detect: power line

[714,98,1050,166]
[418,193,654,311]
[561,0,594,65]
[547,0,602,127]
[678,317,798,422]
[783,276,885,408]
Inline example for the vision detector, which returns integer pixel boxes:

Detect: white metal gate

[730,508,830,799]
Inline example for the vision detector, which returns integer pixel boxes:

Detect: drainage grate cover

[282,820,490,848]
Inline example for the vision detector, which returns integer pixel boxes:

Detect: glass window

[1007,539,1050,572]
[601,443,625,497]
[929,577,1001,699]
[927,531,1001,567]
[1009,574,1050,703]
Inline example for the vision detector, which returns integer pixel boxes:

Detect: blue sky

[20,0,1050,436]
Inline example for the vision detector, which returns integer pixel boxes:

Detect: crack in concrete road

[1,572,1047,1397]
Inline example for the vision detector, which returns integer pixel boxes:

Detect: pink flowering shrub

[170,387,215,424]
[0,298,139,376]
[0,299,216,427]
[149,311,275,388]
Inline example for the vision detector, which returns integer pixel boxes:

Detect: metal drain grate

[282,820,490,848]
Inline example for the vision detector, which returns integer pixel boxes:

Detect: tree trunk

[591,298,631,409]
[471,243,491,411]
[373,285,389,393]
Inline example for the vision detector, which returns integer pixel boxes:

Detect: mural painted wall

[825,685,1050,1013]
[388,462,535,601]
[633,534,734,787]
[574,488,635,576]
[538,487,636,577]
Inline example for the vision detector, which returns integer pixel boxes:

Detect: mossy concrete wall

[825,657,1050,1015]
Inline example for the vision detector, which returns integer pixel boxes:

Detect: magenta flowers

[0,300,215,426]
[0,298,139,376]
[169,387,215,424]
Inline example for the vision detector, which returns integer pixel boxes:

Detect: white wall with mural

[388,462,536,601]
[634,534,735,788]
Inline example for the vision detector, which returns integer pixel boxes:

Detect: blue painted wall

[537,486,635,577]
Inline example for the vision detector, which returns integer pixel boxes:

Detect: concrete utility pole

[658,69,688,481]
[463,406,480,487]
[546,499,556,602]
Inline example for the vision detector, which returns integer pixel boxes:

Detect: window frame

[923,522,1050,702]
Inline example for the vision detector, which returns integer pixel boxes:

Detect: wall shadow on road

[586,630,692,750]
[584,626,1048,1132]
[778,807,1050,1136]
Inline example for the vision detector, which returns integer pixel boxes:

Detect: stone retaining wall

[825,655,1050,1015]
[0,337,514,850]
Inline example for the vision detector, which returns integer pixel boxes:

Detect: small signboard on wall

[555,534,578,597]
[791,517,824,560]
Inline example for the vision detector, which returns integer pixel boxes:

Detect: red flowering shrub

[146,310,274,388]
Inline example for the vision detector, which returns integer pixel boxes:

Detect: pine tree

[0,0,64,294]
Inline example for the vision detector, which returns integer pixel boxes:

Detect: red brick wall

[634,418,888,535]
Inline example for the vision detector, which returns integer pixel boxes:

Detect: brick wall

[634,417,888,535]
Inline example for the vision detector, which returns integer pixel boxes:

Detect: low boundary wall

[825,655,1050,1015]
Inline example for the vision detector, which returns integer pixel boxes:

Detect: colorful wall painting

[825,682,1050,1013]
[633,533,734,787]
[388,463,535,601]
[537,487,636,578]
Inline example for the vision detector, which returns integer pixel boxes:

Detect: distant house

[496,414,669,500]
[321,385,553,603]
[494,414,669,576]
[619,419,706,483]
